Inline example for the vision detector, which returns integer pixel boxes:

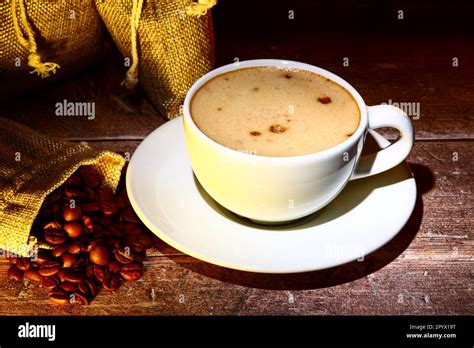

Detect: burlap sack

[95,0,216,119]
[0,118,125,257]
[0,0,105,100]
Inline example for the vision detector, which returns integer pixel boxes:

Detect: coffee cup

[183,59,414,223]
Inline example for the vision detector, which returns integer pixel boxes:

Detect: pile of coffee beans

[7,163,155,305]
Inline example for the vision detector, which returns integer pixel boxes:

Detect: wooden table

[0,31,472,315]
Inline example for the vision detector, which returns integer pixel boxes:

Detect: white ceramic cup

[183,59,414,223]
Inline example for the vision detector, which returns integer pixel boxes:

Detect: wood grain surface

[0,32,472,315]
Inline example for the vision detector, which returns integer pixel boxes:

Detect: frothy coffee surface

[190,67,360,157]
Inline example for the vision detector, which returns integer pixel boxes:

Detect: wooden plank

[0,36,473,141]
[0,140,471,315]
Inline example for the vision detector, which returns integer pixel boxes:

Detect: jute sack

[0,117,125,257]
[95,0,216,119]
[0,0,106,100]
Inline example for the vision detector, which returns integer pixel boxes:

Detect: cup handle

[350,104,414,180]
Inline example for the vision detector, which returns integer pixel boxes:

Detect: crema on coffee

[190,66,360,157]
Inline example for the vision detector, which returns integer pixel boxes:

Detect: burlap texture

[0,0,105,100]
[95,0,215,119]
[0,118,125,256]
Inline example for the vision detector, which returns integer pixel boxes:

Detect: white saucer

[126,117,416,274]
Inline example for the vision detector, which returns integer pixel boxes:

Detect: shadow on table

[158,162,434,290]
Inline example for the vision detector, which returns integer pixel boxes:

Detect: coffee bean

[24,269,43,282]
[43,221,62,230]
[103,274,122,291]
[63,222,83,238]
[48,288,71,305]
[82,170,101,188]
[97,216,113,226]
[36,251,53,264]
[64,186,85,199]
[67,241,85,254]
[98,187,114,202]
[51,244,68,258]
[100,202,118,216]
[16,258,31,271]
[120,262,143,282]
[38,260,61,277]
[44,229,67,245]
[87,264,106,283]
[108,261,121,273]
[84,186,95,201]
[42,276,60,290]
[57,269,69,282]
[78,277,98,297]
[61,253,78,268]
[124,223,141,235]
[70,292,89,305]
[47,189,62,204]
[82,202,100,213]
[63,207,82,222]
[121,207,139,223]
[7,265,23,281]
[63,271,83,283]
[82,215,94,234]
[115,247,134,264]
[89,245,109,266]
[60,281,78,292]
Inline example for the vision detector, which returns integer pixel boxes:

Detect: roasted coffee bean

[120,207,139,223]
[97,216,113,226]
[108,261,121,273]
[44,229,67,245]
[36,251,53,264]
[63,222,83,238]
[97,187,114,202]
[24,269,43,282]
[82,170,101,188]
[61,253,78,268]
[70,292,89,305]
[65,174,81,187]
[134,252,146,263]
[48,288,71,305]
[89,245,109,266]
[63,207,82,222]
[120,262,143,282]
[87,264,106,283]
[107,225,122,237]
[115,247,134,264]
[82,215,94,234]
[63,271,83,283]
[81,202,100,213]
[84,186,95,201]
[38,260,61,277]
[60,281,78,293]
[51,244,68,258]
[64,186,85,199]
[100,202,118,217]
[43,221,62,230]
[47,189,62,204]
[42,276,60,290]
[103,274,121,291]
[16,258,31,271]
[57,269,69,282]
[67,241,85,254]
[7,265,23,281]
[73,255,88,271]
[78,277,98,297]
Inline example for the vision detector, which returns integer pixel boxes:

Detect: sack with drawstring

[0,0,106,100]
[95,0,216,119]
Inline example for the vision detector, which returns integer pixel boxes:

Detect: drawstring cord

[11,0,60,78]
[122,0,144,89]
[123,0,216,89]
